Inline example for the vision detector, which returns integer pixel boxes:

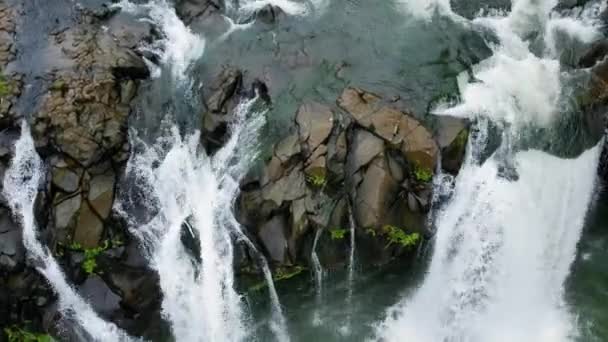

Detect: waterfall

[3,123,136,342]
[117,97,289,341]
[376,1,605,341]
[311,228,324,326]
[113,0,206,80]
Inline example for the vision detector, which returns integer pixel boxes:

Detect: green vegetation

[382,225,421,248]
[4,326,55,342]
[306,169,327,188]
[329,228,347,240]
[0,74,11,98]
[274,265,305,281]
[365,228,376,237]
[413,165,433,183]
[69,241,109,274]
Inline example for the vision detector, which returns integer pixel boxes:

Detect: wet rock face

[0,206,23,273]
[436,116,469,175]
[200,66,271,154]
[31,12,150,166]
[0,3,23,126]
[0,3,159,338]
[577,40,608,181]
[238,88,460,268]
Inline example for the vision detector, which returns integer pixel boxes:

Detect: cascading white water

[117,97,290,342]
[339,202,357,335]
[113,2,290,341]
[3,123,135,342]
[376,1,605,341]
[114,0,206,80]
[310,228,324,326]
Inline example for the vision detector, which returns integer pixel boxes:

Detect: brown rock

[54,194,82,243]
[354,156,398,229]
[88,171,115,220]
[347,129,384,175]
[74,202,104,248]
[295,102,334,154]
[401,123,439,170]
[274,133,301,163]
[261,165,307,207]
[337,87,382,126]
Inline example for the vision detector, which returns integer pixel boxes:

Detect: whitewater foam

[114,0,206,80]
[376,1,604,341]
[117,96,291,341]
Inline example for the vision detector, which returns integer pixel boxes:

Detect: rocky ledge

[235,87,467,270]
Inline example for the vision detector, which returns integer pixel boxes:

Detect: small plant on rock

[70,241,109,275]
[330,228,347,240]
[306,169,327,189]
[382,225,421,249]
[274,265,305,281]
[4,326,55,342]
[413,165,433,183]
[249,266,306,291]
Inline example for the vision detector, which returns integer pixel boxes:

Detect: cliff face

[0,1,165,338]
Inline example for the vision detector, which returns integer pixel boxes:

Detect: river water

[6,0,608,341]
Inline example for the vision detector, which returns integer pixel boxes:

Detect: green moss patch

[382,225,421,249]
[329,228,348,240]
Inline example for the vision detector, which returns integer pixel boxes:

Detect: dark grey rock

[258,215,289,264]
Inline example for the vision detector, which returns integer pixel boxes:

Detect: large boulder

[295,102,334,156]
[353,156,399,229]
[346,129,384,175]
[338,87,439,170]
[258,215,290,264]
